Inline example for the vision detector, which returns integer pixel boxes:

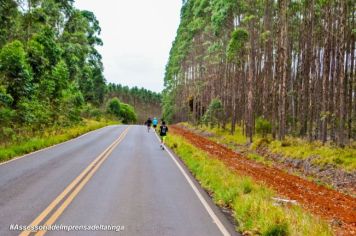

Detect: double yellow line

[20,127,130,236]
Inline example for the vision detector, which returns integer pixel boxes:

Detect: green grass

[166,134,332,236]
[266,138,356,171]
[247,153,274,166]
[182,122,247,145]
[0,119,118,163]
[180,123,356,172]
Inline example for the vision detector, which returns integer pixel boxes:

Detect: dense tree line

[163,0,355,145]
[0,1,164,142]
[0,0,107,141]
[107,83,161,122]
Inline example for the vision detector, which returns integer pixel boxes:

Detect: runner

[159,121,168,150]
[145,117,152,132]
[152,117,158,130]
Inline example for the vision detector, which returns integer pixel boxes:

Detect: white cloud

[74,0,182,92]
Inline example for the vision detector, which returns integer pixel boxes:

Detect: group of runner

[145,117,168,150]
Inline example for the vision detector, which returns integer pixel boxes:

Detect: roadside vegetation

[0,1,158,157]
[106,97,137,124]
[163,0,355,148]
[181,122,356,173]
[166,134,332,236]
[0,119,117,163]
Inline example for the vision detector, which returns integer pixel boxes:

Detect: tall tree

[163,0,355,146]
[277,0,288,140]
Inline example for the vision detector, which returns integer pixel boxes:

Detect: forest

[163,0,356,146]
[0,0,106,140]
[0,0,159,143]
[107,83,162,122]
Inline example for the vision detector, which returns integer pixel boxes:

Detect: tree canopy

[0,0,160,142]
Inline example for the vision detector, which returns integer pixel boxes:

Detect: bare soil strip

[171,125,356,235]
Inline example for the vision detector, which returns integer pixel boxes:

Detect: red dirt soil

[171,125,356,236]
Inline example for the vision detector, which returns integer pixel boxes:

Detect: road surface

[0,125,237,236]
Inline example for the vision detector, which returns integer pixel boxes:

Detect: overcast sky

[74,0,182,93]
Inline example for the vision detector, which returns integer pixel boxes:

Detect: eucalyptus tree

[0,0,109,140]
[163,0,355,145]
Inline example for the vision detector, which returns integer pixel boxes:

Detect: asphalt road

[0,125,237,236]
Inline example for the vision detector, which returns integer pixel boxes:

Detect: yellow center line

[20,127,130,236]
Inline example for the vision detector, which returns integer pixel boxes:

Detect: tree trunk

[277,0,288,140]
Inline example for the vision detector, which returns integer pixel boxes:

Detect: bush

[202,98,224,128]
[0,127,16,143]
[256,116,272,137]
[81,104,103,120]
[17,99,52,128]
[120,103,137,124]
[0,107,15,126]
[106,97,121,117]
[106,97,137,123]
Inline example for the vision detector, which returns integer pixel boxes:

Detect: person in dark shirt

[145,118,152,132]
[159,121,168,150]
